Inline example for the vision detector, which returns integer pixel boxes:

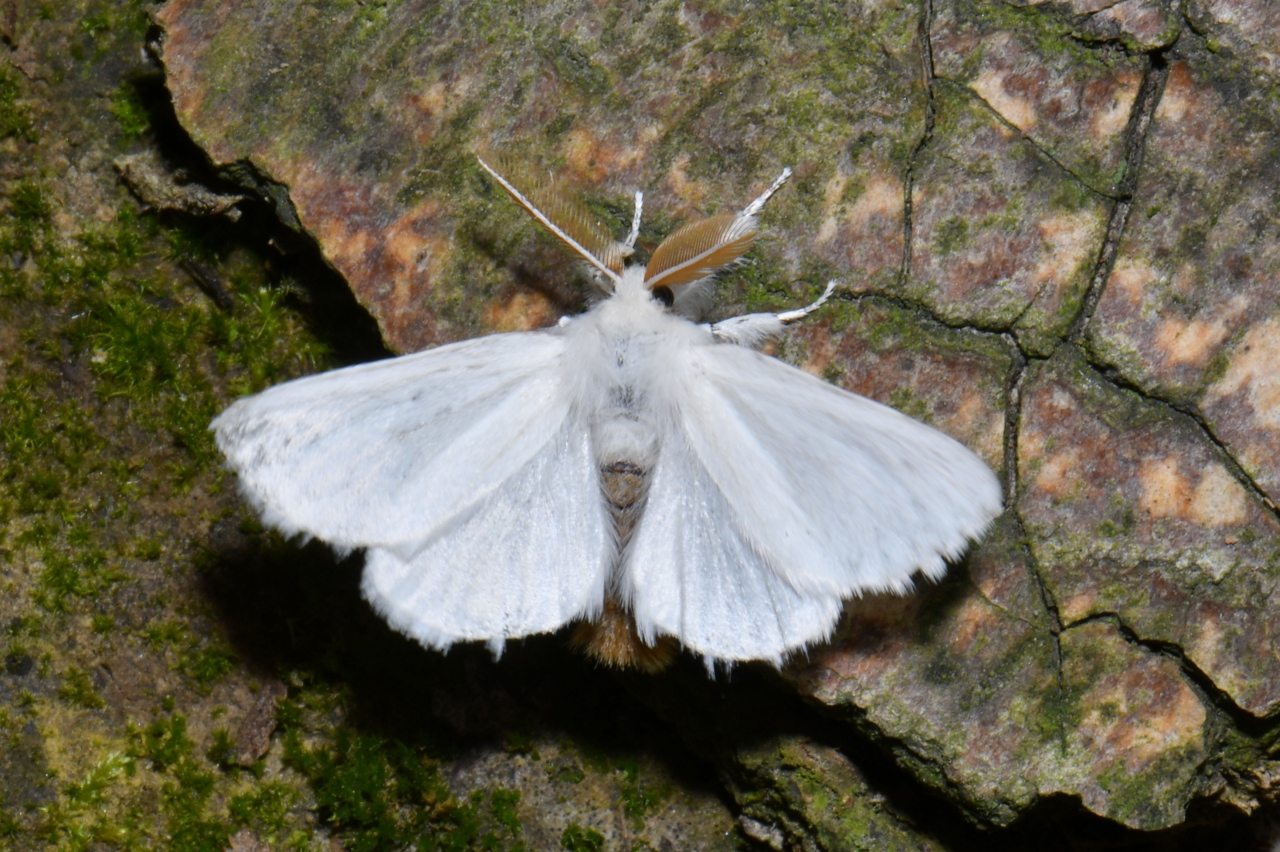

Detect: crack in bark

[899,0,937,289]
[999,343,1071,752]
[1067,54,1170,343]
[1017,531,1070,755]
[1001,334,1026,505]
[939,77,1120,201]
[1060,611,1277,737]
[842,290,1014,339]
[1082,358,1280,526]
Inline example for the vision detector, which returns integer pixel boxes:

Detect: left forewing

[211,331,574,551]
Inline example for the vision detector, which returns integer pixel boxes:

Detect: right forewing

[673,343,1002,597]
[625,341,1002,662]
[212,332,577,551]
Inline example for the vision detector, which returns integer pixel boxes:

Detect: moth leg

[738,167,793,219]
[709,280,838,349]
[718,167,792,248]
[623,190,643,252]
[776,279,837,323]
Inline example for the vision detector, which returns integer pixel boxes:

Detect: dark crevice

[1082,358,1280,525]
[899,0,937,288]
[1000,333,1026,504]
[642,664,1000,849]
[965,568,1039,631]
[1181,5,1210,40]
[1067,53,1170,343]
[1060,612,1277,738]
[138,26,392,367]
[1016,515,1069,744]
[842,288,1024,342]
[997,342,1071,751]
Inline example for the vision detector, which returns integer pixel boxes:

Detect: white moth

[212,155,1002,672]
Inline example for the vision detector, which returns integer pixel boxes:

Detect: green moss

[110,83,151,138]
[887,387,934,423]
[227,781,299,841]
[205,728,237,769]
[1049,176,1098,213]
[615,757,670,830]
[37,751,138,850]
[283,728,527,850]
[176,645,236,691]
[58,665,106,709]
[547,758,586,785]
[932,216,971,257]
[560,823,605,851]
[138,715,196,771]
[36,549,122,613]
[143,619,236,692]
[6,180,51,256]
[80,13,111,38]
[489,789,522,837]
[535,30,612,97]
[0,68,35,142]
[502,730,540,759]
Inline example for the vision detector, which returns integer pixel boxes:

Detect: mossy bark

[6,0,1280,849]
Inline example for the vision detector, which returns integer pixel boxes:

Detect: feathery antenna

[739,167,792,220]
[778,279,838,323]
[644,214,757,290]
[476,154,624,284]
[640,167,788,290]
[644,168,792,291]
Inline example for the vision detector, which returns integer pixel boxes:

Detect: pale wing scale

[627,341,1001,661]
[624,434,844,664]
[212,332,572,551]
[362,416,610,650]
[681,344,1000,595]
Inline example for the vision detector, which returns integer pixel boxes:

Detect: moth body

[566,267,697,470]
[212,157,1004,672]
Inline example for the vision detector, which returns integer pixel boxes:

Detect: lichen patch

[1107,259,1158,308]
[483,289,556,332]
[817,172,901,246]
[1032,212,1102,291]
[1189,464,1250,528]
[1034,446,1084,500]
[1205,316,1280,433]
[1154,62,1195,124]
[971,65,1038,132]
[1089,71,1141,140]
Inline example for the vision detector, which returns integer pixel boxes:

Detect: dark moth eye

[651,286,675,308]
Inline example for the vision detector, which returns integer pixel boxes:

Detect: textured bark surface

[155,0,929,353]
[5,0,1279,848]
[148,0,1280,841]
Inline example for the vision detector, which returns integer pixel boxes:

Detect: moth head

[477,153,785,317]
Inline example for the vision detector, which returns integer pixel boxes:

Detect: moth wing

[624,432,844,664]
[217,330,612,646]
[213,331,584,551]
[626,341,1002,663]
[362,412,610,650]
